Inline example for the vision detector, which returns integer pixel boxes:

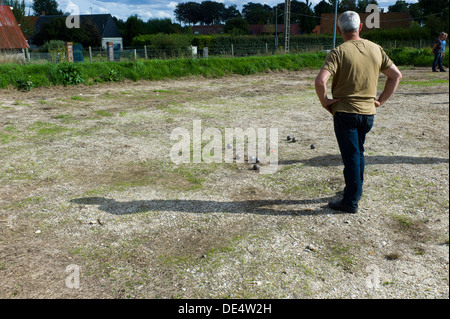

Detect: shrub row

[0,48,448,91]
[0,52,327,90]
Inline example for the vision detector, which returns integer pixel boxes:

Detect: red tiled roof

[0,6,29,49]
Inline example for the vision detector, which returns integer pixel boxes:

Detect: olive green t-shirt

[321,39,393,115]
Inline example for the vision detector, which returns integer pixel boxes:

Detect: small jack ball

[226,143,232,149]
[310,144,316,149]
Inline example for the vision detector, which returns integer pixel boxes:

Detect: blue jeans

[333,112,374,209]
[432,51,444,71]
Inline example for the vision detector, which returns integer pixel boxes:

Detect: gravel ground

[0,67,448,299]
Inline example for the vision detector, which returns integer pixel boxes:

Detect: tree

[224,16,249,35]
[146,18,182,34]
[314,0,334,25]
[124,15,146,46]
[418,0,449,33]
[32,0,63,15]
[290,0,316,34]
[32,16,101,47]
[174,2,202,25]
[388,0,409,13]
[223,5,241,21]
[340,0,357,12]
[242,2,273,24]
[200,1,227,25]
[356,0,378,12]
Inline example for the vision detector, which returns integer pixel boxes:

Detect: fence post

[134,49,137,61]
[25,48,30,63]
[89,46,92,63]
[266,43,268,55]
[66,42,74,62]
[231,43,234,57]
[144,45,148,60]
[106,42,114,62]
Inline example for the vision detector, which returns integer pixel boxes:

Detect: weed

[16,77,34,91]
[58,62,84,86]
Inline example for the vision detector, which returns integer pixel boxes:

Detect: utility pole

[275,7,278,51]
[284,0,291,54]
[332,0,338,49]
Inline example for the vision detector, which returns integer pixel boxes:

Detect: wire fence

[14,40,431,64]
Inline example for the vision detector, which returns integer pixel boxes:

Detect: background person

[441,33,447,63]
[432,32,446,72]
[315,11,402,214]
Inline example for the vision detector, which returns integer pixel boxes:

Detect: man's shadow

[70,196,340,216]
[70,154,448,216]
[279,154,449,166]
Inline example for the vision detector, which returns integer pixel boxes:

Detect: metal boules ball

[252,164,259,170]
[226,143,232,149]
[291,137,297,143]
[310,144,316,149]
[287,136,291,141]
[248,155,256,162]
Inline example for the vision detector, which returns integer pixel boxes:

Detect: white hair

[338,11,361,33]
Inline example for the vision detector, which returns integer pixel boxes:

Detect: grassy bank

[0,48,448,91]
[0,53,326,91]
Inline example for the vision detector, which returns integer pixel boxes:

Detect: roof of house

[0,5,30,49]
[33,14,122,38]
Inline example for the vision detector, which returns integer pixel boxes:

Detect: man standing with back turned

[315,11,402,214]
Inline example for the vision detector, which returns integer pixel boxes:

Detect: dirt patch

[0,68,448,299]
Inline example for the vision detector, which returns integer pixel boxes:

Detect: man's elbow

[315,77,326,87]
[395,70,403,82]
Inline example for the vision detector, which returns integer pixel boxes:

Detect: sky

[23,0,419,22]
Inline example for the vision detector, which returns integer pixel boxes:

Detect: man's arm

[315,68,340,114]
[375,64,402,107]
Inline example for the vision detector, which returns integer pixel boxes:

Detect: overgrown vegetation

[0,52,326,90]
[0,48,448,91]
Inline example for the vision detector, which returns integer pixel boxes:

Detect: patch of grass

[327,244,358,272]
[27,121,69,136]
[5,196,43,209]
[95,110,113,117]
[400,79,448,87]
[0,132,16,144]
[71,95,89,101]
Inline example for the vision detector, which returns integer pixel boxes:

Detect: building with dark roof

[30,14,123,49]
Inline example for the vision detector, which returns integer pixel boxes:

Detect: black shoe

[440,69,447,72]
[432,70,438,72]
[328,200,358,214]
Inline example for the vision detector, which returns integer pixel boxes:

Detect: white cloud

[24,1,409,22]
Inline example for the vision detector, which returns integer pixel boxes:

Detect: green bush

[385,47,449,67]
[57,62,84,86]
